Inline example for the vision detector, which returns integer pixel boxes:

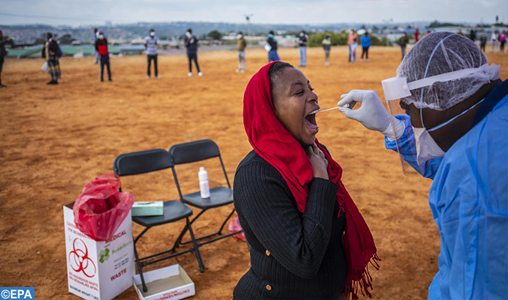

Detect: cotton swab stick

[316,102,353,113]
[316,106,340,113]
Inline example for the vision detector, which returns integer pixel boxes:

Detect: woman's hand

[306,143,329,180]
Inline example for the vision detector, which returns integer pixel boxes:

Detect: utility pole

[244,14,253,37]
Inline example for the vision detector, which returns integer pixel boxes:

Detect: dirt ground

[0,45,506,300]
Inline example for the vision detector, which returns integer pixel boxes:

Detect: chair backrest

[113,148,173,177]
[169,139,231,196]
[169,139,220,164]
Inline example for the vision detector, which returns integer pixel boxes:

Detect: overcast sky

[1,0,507,26]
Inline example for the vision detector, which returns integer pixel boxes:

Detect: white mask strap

[408,65,490,91]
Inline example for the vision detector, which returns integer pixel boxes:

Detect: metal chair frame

[169,139,243,248]
[113,148,204,292]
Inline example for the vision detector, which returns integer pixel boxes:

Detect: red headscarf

[243,62,380,299]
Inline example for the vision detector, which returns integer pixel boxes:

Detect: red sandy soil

[0,45,506,300]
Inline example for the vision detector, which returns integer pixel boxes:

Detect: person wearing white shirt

[145,29,159,78]
[491,30,498,53]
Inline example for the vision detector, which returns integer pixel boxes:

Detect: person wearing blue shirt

[337,32,507,300]
[360,32,371,62]
[184,28,202,77]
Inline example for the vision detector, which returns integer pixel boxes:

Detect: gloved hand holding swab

[336,90,405,140]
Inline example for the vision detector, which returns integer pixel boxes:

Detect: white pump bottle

[198,167,210,198]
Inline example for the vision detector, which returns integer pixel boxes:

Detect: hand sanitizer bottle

[198,167,210,198]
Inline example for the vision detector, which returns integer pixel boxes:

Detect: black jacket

[41,40,58,59]
[233,149,347,299]
[298,34,308,47]
[0,39,9,59]
[267,36,278,51]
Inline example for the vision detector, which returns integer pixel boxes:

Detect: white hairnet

[398,32,500,111]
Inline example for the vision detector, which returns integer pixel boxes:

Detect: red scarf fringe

[345,254,381,300]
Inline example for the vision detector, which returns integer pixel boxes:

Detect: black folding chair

[169,139,243,248]
[113,148,204,293]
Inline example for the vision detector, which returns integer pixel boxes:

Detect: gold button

[265,250,270,256]
[266,285,272,291]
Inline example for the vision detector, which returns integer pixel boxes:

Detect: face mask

[186,32,192,38]
[150,32,155,37]
[413,97,485,165]
[300,32,304,37]
[412,126,445,165]
[99,35,104,39]
[237,34,242,39]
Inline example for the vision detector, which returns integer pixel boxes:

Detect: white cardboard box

[64,202,135,300]
[131,201,164,217]
[133,264,195,300]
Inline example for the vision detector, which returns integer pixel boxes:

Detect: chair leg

[217,208,236,235]
[179,207,237,245]
[134,226,151,244]
[173,224,189,249]
[186,218,205,272]
[133,242,148,292]
[188,209,207,225]
[174,208,207,246]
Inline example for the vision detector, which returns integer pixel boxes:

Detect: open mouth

[305,109,319,132]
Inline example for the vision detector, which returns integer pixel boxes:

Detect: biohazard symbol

[99,248,110,263]
[69,238,97,278]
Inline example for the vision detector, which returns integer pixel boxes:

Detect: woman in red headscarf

[233,62,380,300]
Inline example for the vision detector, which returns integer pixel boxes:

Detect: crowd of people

[0,27,506,88]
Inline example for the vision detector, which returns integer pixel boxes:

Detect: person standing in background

[0,30,12,88]
[322,35,331,66]
[42,33,61,85]
[93,28,99,65]
[479,31,487,52]
[95,31,112,82]
[267,31,280,63]
[298,30,308,67]
[469,29,476,42]
[145,29,159,79]
[184,28,202,77]
[347,29,357,63]
[236,31,247,73]
[350,37,358,63]
[414,28,419,43]
[360,32,371,62]
[499,30,506,53]
[398,32,409,60]
[491,30,499,53]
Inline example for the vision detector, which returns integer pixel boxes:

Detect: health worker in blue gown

[336,32,508,300]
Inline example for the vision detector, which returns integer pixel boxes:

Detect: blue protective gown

[385,81,508,300]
